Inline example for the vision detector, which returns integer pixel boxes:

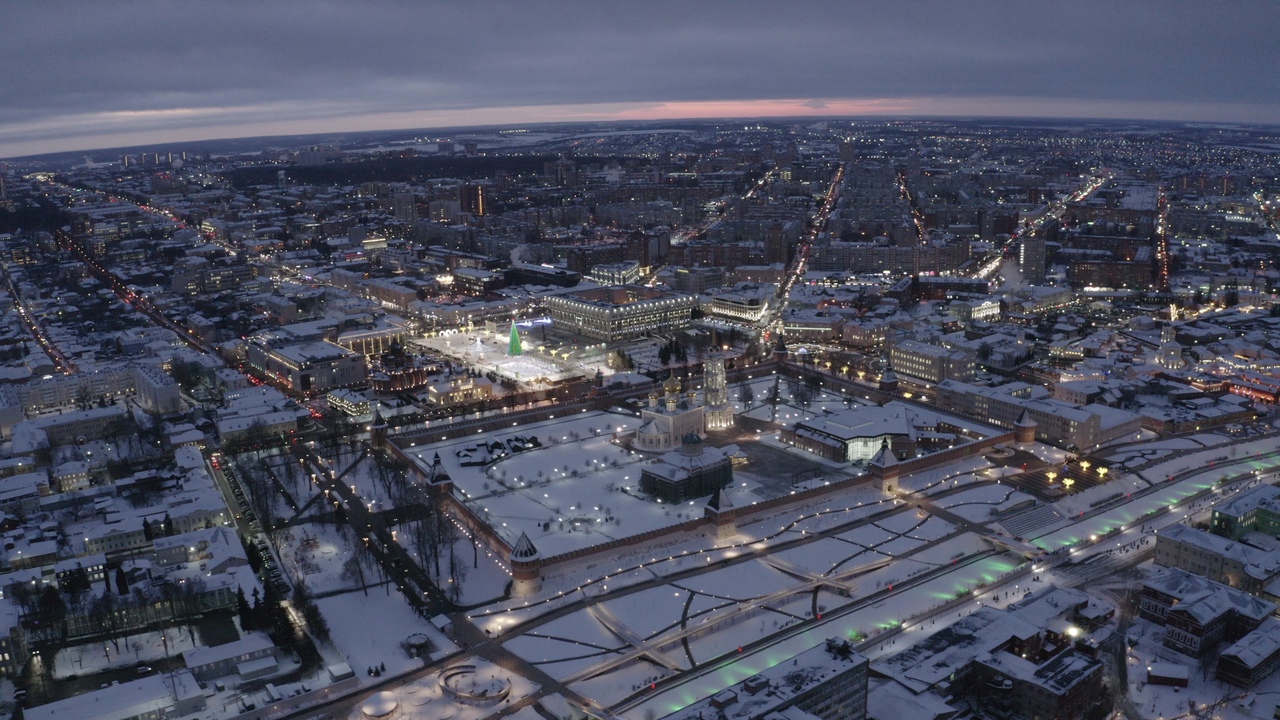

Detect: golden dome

[663,375,681,394]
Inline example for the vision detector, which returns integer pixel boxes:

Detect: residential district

[0,119,1276,720]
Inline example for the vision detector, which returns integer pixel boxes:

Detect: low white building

[24,670,205,720]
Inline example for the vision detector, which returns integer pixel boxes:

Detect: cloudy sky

[3,1,1278,158]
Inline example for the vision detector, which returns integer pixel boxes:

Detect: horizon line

[5,96,1280,162]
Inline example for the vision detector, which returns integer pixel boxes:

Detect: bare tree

[341,554,369,597]
[237,456,277,533]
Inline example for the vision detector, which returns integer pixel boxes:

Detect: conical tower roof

[706,487,734,513]
[1015,409,1037,428]
[869,438,897,468]
[429,452,451,485]
[511,532,540,561]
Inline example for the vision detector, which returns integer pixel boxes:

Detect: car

[136,666,152,674]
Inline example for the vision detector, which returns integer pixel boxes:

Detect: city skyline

[3,0,1279,159]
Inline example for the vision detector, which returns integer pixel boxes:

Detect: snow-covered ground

[935,484,1034,522]
[54,627,198,679]
[316,587,456,682]
[599,550,1026,716]
[338,658,541,720]
[275,522,361,595]
[406,412,729,557]
[1033,446,1280,551]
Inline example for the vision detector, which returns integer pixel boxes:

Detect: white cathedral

[635,356,734,452]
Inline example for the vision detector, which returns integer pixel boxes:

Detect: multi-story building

[809,239,970,274]
[24,671,206,720]
[1138,568,1274,658]
[453,267,506,297]
[326,388,371,416]
[1019,235,1046,283]
[781,309,845,343]
[667,265,725,293]
[587,261,643,286]
[782,404,917,463]
[10,405,130,455]
[781,402,998,464]
[705,283,774,324]
[639,436,734,503]
[841,319,889,349]
[889,340,975,384]
[1210,484,1280,540]
[545,285,693,343]
[245,340,367,395]
[1155,523,1280,593]
[2,364,181,421]
[171,256,255,295]
[873,586,1106,720]
[936,380,1143,450]
[426,376,494,407]
[362,277,421,311]
[1217,618,1280,688]
[1065,254,1154,289]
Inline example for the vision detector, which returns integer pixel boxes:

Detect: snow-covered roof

[1144,567,1275,623]
[874,586,1099,695]
[511,532,540,561]
[182,631,274,670]
[1157,523,1280,580]
[868,439,897,468]
[665,639,865,720]
[706,488,734,513]
[23,670,203,720]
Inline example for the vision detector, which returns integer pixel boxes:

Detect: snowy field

[1102,433,1233,468]
[408,412,730,557]
[402,377,1028,611]
[935,484,1035,523]
[502,505,1008,709]
[275,521,361,595]
[317,588,456,682]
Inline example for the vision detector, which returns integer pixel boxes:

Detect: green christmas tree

[509,322,523,356]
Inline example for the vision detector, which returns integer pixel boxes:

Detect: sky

[3,1,1279,159]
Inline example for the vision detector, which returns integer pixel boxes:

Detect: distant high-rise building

[544,157,577,187]
[1019,235,1046,283]
[437,140,455,155]
[460,183,485,217]
[392,192,417,222]
[764,220,789,265]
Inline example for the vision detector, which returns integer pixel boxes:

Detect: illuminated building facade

[545,285,693,343]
